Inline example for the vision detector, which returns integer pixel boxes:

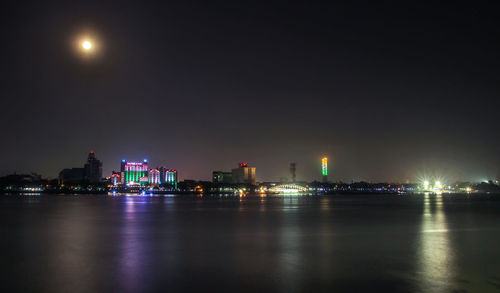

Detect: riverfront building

[149,169,160,186]
[58,168,85,185]
[164,169,178,189]
[110,171,121,186]
[213,171,233,184]
[84,151,102,183]
[232,162,256,185]
[121,159,149,186]
[58,151,103,185]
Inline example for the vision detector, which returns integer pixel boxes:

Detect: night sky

[1,1,499,182]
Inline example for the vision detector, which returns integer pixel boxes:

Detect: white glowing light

[82,40,92,50]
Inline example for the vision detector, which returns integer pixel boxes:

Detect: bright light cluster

[420,179,446,192]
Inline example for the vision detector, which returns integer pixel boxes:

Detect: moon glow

[82,40,92,51]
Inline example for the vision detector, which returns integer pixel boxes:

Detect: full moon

[82,40,92,50]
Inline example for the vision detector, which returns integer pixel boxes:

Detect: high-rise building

[232,162,256,185]
[164,169,177,189]
[321,157,328,182]
[213,171,233,184]
[149,169,160,186]
[121,159,149,186]
[84,151,102,183]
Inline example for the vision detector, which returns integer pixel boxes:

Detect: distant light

[82,40,92,51]
[435,181,442,189]
[322,157,328,176]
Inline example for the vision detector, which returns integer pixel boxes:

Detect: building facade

[212,171,233,184]
[164,169,177,189]
[110,171,121,186]
[232,162,256,185]
[121,159,149,186]
[84,151,102,183]
[149,169,160,186]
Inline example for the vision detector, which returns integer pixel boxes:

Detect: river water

[1,193,499,292]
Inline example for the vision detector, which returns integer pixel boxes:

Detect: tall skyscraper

[84,151,102,184]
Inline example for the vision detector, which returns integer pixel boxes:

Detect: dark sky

[1,0,499,183]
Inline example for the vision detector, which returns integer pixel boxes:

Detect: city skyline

[1,2,500,292]
[5,149,498,184]
[1,1,499,183]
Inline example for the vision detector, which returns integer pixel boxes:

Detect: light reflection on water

[418,193,455,292]
[279,199,303,291]
[120,197,141,292]
[1,194,500,292]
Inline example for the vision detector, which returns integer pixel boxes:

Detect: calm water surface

[1,194,499,292]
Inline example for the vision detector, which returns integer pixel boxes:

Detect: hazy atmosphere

[1,0,499,182]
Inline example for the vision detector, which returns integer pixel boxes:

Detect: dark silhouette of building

[58,151,102,185]
[213,171,233,184]
[59,168,85,185]
[0,173,43,187]
[84,151,102,183]
[159,166,167,184]
[290,163,296,182]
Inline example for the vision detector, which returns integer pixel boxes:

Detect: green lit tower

[321,157,328,182]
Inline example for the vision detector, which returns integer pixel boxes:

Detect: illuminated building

[232,162,256,185]
[84,151,102,183]
[120,159,149,186]
[322,157,328,182]
[149,169,160,186]
[213,171,232,184]
[110,171,121,186]
[164,169,177,189]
